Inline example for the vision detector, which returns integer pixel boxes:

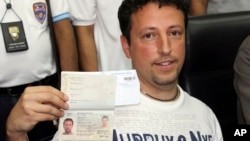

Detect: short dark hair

[63,118,74,125]
[118,0,189,44]
[102,115,109,120]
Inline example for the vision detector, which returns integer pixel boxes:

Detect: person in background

[6,0,223,141]
[189,0,250,16]
[0,0,78,140]
[234,35,250,125]
[68,0,132,71]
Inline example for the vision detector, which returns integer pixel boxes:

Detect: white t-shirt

[52,86,223,141]
[68,0,132,71]
[207,0,250,14]
[0,0,70,87]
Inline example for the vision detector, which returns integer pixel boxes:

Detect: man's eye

[144,33,153,38]
[170,31,181,36]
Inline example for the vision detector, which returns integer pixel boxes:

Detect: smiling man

[6,0,223,141]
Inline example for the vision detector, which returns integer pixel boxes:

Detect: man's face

[102,118,108,127]
[121,3,185,90]
[63,120,73,134]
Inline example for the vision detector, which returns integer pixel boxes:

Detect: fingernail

[64,94,69,100]
[64,103,69,109]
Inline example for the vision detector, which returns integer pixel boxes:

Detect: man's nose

[158,36,172,54]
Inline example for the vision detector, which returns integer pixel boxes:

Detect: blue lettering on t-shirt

[113,130,212,141]
[190,131,212,141]
[143,134,174,141]
[132,134,143,141]
[177,135,186,141]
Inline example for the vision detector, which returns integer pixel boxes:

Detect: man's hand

[6,86,69,141]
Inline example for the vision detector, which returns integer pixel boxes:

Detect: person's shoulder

[235,35,250,63]
[182,90,212,111]
[183,92,218,120]
[239,35,250,50]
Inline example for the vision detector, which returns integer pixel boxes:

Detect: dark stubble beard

[152,71,178,86]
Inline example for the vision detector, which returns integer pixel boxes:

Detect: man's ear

[120,35,131,58]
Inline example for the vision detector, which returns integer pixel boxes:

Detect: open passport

[58,70,140,141]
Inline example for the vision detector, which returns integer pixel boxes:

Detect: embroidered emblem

[33,2,47,24]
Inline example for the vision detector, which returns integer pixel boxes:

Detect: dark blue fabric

[0,92,20,141]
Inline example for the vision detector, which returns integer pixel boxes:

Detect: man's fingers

[22,86,69,110]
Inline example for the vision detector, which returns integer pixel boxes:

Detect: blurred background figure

[234,35,250,125]
[189,0,250,16]
[68,0,132,71]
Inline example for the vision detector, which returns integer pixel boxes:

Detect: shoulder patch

[33,2,47,24]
